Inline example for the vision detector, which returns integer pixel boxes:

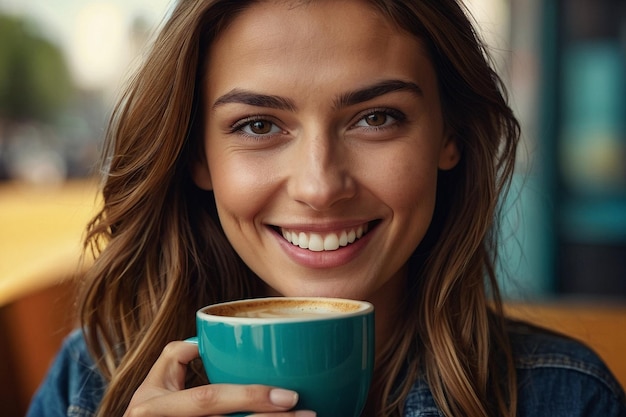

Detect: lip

[269,220,380,269]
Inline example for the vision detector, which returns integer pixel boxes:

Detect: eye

[233,118,283,137]
[353,109,404,129]
[362,112,389,127]
[247,120,277,135]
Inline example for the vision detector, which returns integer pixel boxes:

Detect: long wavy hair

[80,1,520,416]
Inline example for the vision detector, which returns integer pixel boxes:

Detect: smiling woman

[193,1,459,304]
[26,1,626,417]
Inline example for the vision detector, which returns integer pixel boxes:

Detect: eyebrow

[212,90,297,111]
[211,79,423,111]
[334,79,423,108]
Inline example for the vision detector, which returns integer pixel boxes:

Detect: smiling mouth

[277,221,378,252]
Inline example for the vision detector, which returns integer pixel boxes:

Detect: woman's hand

[123,341,316,417]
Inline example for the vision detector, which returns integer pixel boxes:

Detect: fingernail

[295,411,316,417]
[269,388,299,408]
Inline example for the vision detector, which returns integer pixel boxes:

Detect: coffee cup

[193,297,375,417]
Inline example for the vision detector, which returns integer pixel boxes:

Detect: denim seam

[516,355,624,399]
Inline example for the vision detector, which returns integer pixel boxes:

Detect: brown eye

[249,120,273,134]
[364,112,387,127]
[353,109,404,131]
[236,119,282,136]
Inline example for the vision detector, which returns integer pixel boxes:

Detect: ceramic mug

[192,297,375,417]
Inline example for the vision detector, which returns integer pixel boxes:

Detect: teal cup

[195,297,375,417]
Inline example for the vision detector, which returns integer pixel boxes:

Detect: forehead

[220,0,390,36]
[205,0,437,102]
[218,0,400,42]
[208,0,424,61]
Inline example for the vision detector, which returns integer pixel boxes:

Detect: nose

[286,131,356,211]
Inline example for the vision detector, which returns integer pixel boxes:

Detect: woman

[28,1,626,416]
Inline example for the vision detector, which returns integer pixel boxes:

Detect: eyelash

[230,115,283,140]
[351,108,406,131]
[229,108,406,139]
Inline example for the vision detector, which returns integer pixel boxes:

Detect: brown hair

[80,1,520,416]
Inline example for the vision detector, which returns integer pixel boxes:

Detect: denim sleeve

[512,327,626,417]
[516,366,626,417]
[26,329,106,417]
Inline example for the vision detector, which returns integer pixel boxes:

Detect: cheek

[362,144,440,212]
[207,153,273,224]
[386,170,436,209]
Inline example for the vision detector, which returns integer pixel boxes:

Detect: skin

[125,1,459,415]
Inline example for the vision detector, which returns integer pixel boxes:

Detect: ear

[438,133,461,171]
[191,156,213,190]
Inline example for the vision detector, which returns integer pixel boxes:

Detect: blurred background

[0,0,171,183]
[0,0,625,415]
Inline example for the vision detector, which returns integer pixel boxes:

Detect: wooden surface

[0,180,97,416]
[0,180,98,306]
[0,280,77,417]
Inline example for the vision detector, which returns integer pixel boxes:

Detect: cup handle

[183,337,248,416]
[183,339,246,416]
[184,336,198,345]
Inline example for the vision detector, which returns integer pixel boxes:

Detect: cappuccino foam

[234,306,338,318]
[207,298,361,319]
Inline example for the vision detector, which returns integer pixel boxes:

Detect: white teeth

[308,234,324,251]
[339,230,348,246]
[347,229,356,243]
[323,234,340,251]
[281,223,370,252]
[297,232,308,249]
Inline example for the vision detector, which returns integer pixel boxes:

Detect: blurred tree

[0,14,74,124]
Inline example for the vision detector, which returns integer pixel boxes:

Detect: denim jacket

[28,323,626,417]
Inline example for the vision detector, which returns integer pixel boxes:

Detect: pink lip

[270,222,376,269]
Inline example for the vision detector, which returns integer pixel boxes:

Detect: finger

[144,341,200,391]
[131,384,300,417]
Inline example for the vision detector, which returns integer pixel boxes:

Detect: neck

[363,267,408,417]
[367,266,407,355]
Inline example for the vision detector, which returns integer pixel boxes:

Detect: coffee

[204,298,364,319]
[195,297,375,417]
[233,306,338,318]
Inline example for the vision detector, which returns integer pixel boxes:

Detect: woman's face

[194,0,459,304]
